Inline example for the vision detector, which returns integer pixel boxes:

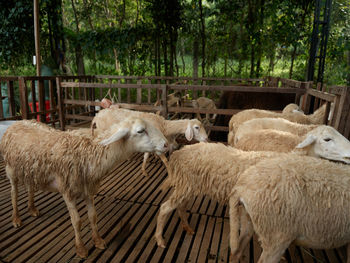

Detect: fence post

[333,86,350,135]
[161,85,168,118]
[56,77,65,131]
[18,77,29,119]
[7,80,16,116]
[38,79,46,123]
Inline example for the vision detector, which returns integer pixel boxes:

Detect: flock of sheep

[1,97,350,262]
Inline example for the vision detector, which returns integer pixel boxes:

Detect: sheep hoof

[29,208,40,217]
[12,217,22,228]
[183,225,195,235]
[155,236,166,248]
[142,170,149,177]
[76,245,88,258]
[94,237,106,249]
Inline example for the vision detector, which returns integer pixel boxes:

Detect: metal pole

[34,0,41,76]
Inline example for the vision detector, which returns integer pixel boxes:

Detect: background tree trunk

[71,0,85,75]
[199,0,206,77]
[193,38,199,78]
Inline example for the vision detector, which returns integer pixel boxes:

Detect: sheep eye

[195,126,199,130]
[137,129,145,134]
[324,138,332,142]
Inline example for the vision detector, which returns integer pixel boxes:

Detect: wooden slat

[0,153,343,263]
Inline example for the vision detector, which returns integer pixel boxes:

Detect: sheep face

[296,125,350,164]
[100,118,168,154]
[185,119,208,142]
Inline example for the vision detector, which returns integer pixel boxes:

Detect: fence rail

[0,75,349,139]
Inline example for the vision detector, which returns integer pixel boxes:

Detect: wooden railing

[1,75,349,139]
[57,77,308,133]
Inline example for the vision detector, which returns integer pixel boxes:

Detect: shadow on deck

[0,154,347,263]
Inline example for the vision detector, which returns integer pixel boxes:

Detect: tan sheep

[92,107,208,176]
[233,123,350,163]
[227,103,326,145]
[230,155,350,263]
[154,137,350,248]
[234,117,318,144]
[191,96,217,123]
[281,103,303,114]
[0,118,168,258]
[154,143,280,248]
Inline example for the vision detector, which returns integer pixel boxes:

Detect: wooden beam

[34,0,41,76]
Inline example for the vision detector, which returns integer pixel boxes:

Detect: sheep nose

[164,142,169,149]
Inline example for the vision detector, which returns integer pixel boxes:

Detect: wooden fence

[1,75,349,139]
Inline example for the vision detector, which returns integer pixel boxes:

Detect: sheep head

[185,119,208,142]
[282,103,302,114]
[99,117,168,155]
[296,125,350,164]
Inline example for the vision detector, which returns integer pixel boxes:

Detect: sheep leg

[62,193,88,258]
[229,196,240,262]
[85,195,106,250]
[6,166,22,228]
[257,241,290,263]
[159,154,170,172]
[177,202,194,235]
[10,179,22,227]
[142,152,150,177]
[230,205,254,262]
[237,207,254,258]
[155,196,183,248]
[27,184,39,217]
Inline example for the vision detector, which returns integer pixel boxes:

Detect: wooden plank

[123,206,160,263]
[335,87,350,134]
[7,80,16,117]
[121,205,167,262]
[56,77,65,130]
[175,213,200,262]
[38,79,46,122]
[197,216,215,262]
[168,106,242,115]
[306,88,335,102]
[207,217,225,263]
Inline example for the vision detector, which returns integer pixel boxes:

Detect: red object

[29,100,51,122]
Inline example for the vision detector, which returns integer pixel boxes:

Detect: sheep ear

[296,134,317,149]
[99,128,129,146]
[185,123,193,141]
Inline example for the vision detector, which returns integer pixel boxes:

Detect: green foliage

[0,0,349,86]
[0,1,34,70]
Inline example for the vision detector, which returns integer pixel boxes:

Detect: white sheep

[281,103,303,114]
[233,122,350,162]
[92,107,208,176]
[0,118,168,258]
[227,103,327,145]
[233,117,318,144]
[230,155,350,263]
[154,139,350,248]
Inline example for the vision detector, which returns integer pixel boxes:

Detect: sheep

[191,97,217,123]
[281,103,303,114]
[210,91,296,141]
[233,117,318,144]
[229,155,350,263]
[0,118,168,258]
[227,103,327,145]
[233,121,350,162]
[154,138,350,248]
[92,107,208,176]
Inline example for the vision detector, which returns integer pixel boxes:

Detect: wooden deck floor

[0,154,347,263]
